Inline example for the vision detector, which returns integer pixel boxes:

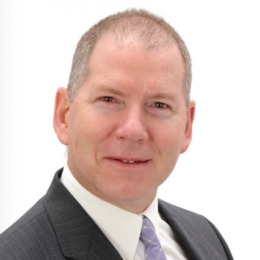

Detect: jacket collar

[43,169,123,260]
[159,200,231,260]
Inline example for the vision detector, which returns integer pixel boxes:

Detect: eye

[101,96,115,102]
[153,102,168,109]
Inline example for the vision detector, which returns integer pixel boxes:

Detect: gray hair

[67,9,192,107]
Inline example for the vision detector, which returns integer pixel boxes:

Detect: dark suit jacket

[0,169,233,260]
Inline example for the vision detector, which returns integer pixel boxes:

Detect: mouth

[117,159,148,164]
[106,157,150,166]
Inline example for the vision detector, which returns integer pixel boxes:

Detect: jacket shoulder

[0,198,64,260]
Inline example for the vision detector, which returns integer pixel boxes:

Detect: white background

[1,1,260,259]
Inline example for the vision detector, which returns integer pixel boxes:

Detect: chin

[103,185,156,208]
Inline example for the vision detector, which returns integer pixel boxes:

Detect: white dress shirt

[60,164,187,260]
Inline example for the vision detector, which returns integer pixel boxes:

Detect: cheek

[155,124,184,151]
[154,123,185,171]
[70,112,115,154]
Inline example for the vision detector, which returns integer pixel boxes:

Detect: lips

[106,157,150,165]
[119,159,148,164]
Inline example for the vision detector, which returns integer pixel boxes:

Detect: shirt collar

[60,164,159,260]
[141,194,161,234]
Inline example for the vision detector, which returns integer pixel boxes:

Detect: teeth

[122,160,135,163]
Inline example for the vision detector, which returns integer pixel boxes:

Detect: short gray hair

[67,9,192,107]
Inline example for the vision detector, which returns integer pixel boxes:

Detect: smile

[106,157,150,166]
[120,160,144,164]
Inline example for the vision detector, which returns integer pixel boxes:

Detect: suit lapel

[159,200,230,260]
[43,169,123,260]
[159,200,202,260]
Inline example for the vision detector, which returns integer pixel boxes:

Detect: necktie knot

[140,217,167,260]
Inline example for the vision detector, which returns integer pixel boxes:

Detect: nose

[115,108,149,143]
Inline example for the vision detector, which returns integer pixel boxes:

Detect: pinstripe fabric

[0,168,233,260]
[159,201,234,260]
[0,169,123,260]
[0,202,64,260]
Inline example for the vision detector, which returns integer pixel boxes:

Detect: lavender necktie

[140,217,167,260]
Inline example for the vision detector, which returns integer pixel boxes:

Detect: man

[0,9,233,260]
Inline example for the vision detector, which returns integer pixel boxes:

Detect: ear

[53,87,70,146]
[180,100,195,153]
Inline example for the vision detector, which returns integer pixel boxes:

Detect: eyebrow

[146,93,177,101]
[95,85,125,96]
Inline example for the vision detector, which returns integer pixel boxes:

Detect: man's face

[55,37,195,213]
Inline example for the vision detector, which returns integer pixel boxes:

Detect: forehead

[88,36,184,80]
